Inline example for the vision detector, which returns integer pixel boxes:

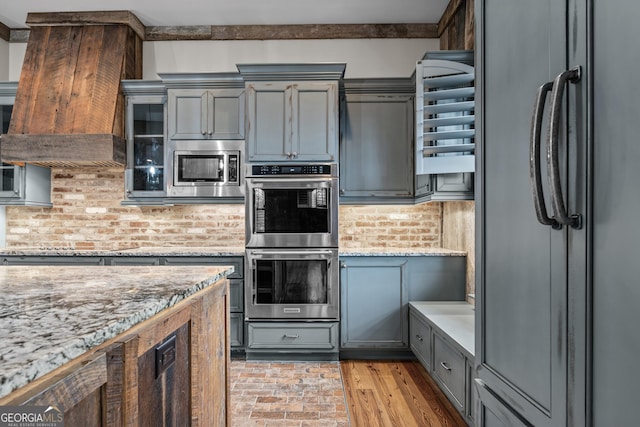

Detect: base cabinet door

[340,257,408,350]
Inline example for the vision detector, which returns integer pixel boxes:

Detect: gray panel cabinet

[121,81,167,204]
[476,1,639,426]
[339,79,414,203]
[238,63,345,163]
[167,88,245,140]
[0,84,52,207]
[245,81,338,162]
[409,302,475,426]
[339,255,466,356]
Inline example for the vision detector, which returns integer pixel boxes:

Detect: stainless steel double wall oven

[245,163,339,320]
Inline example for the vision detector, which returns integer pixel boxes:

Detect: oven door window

[177,154,224,182]
[255,259,328,305]
[253,188,329,234]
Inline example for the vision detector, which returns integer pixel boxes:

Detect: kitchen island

[0,264,233,426]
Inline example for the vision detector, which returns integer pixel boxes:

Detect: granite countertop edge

[0,247,466,257]
[0,266,233,400]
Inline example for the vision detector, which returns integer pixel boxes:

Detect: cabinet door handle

[415,334,424,342]
[529,81,560,229]
[285,152,292,158]
[548,66,582,229]
[291,152,297,158]
[440,361,451,372]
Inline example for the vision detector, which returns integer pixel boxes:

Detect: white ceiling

[0,0,450,29]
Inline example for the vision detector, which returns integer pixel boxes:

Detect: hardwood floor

[341,360,468,427]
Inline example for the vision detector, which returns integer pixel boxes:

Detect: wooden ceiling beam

[146,23,439,41]
[0,21,9,41]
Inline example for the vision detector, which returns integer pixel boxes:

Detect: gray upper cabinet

[167,88,245,140]
[122,80,167,204]
[159,72,245,141]
[339,79,414,203]
[476,1,639,427]
[238,63,345,162]
[0,84,51,207]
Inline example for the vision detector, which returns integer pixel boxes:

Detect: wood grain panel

[86,25,126,134]
[341,360,467,427]
[4,21,141,167]
[147,23,438,41]
[0,21,9,41]
[8,26,49,134]
[26,11,145,40]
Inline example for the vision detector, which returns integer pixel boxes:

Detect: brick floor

[230,360,350,427]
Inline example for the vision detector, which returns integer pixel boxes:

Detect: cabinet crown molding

[237,63,346,81]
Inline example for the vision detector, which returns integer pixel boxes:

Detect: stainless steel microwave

[168,140,244,198]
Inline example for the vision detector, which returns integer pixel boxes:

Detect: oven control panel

[250,164,333,176]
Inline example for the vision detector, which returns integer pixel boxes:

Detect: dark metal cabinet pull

[548,66,583,229]
[529,81,560,229]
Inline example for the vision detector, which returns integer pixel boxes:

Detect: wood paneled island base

[0,266,232,426]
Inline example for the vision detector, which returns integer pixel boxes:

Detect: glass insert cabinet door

[132,103,165,193]
[0,104,20,197]
[124,92,167,199]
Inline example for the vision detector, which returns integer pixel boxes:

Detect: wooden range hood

[1,11,143,167]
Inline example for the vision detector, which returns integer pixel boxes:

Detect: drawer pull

[440,361,452,372]
[415,334,424,342]
[283,334,300,339]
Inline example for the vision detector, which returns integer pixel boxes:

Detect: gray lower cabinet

[161,256,244,350]
[339,79,414,203]
[409,302,475,426]
[245,322,339,360]
[340,255,466,357]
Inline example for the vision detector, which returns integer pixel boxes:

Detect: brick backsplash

[5,168,245,250]
[339,203,442,249]
[4,168,444,251]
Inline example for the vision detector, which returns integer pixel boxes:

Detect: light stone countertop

[0,246,246,257]
[0,246,465,257]
[0,264,233,399]
[339,247,466,257]
[409,301,475,358]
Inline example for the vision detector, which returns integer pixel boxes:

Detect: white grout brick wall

[4,168,445,251]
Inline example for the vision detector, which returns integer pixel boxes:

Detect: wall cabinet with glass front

[0,83,51,207]
[121,81,167,204]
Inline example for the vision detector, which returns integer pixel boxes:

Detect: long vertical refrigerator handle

[530,81,560,228]
[548,66,582,229]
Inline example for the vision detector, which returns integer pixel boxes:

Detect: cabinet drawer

[247,322,338,351]
[433,332,466,409]
[410,310,432,369]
